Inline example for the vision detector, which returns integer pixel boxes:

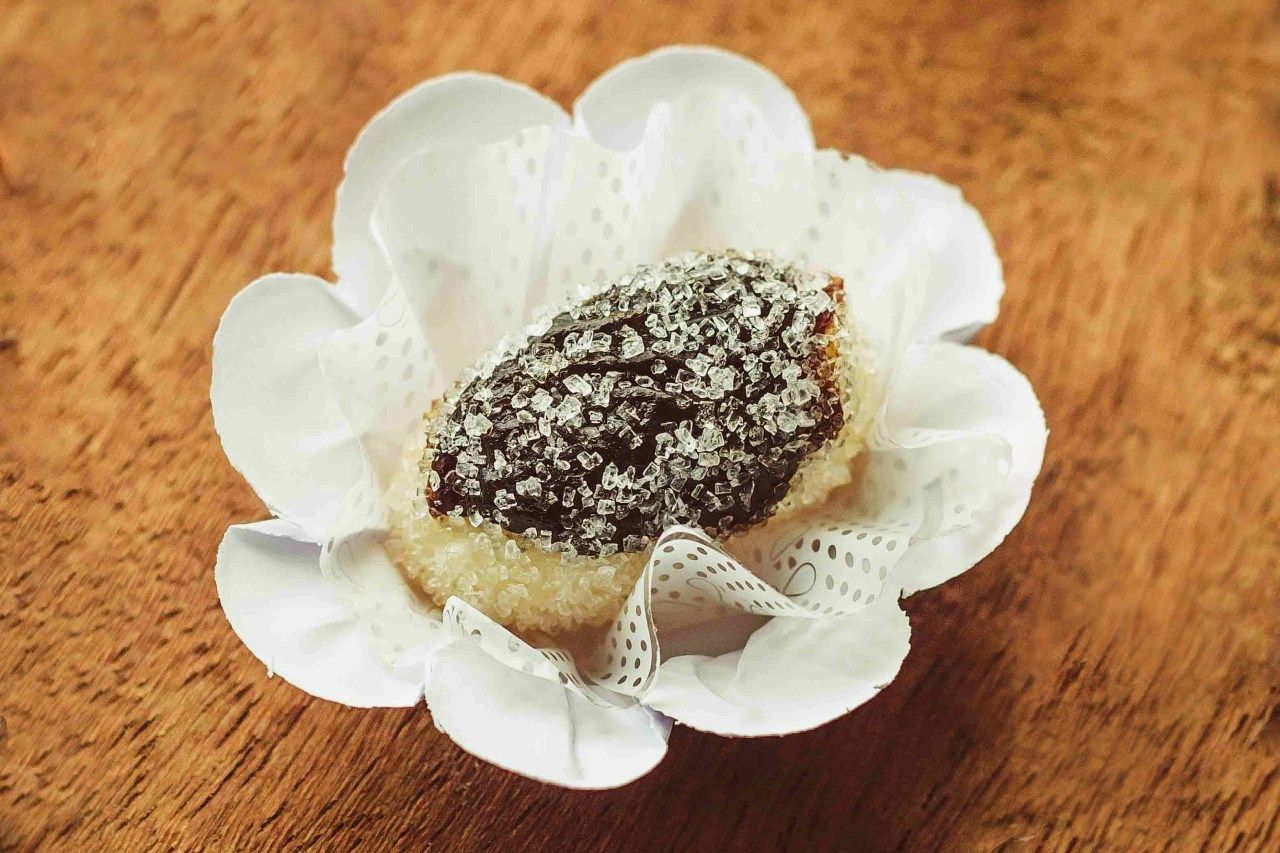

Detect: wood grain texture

[2,0,1278,849]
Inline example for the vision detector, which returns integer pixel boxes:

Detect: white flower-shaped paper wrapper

[212,46,1046,788]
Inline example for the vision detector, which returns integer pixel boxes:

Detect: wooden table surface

[3,0,1278,849]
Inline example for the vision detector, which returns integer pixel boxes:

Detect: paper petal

[873,169,1003,344]
[644,595,911,736]
[334,74,570,315]
[319,280,445,485]
[423,638,670,789]
[882,343,1047,594]
[371,128,563,380]
[442,597,635,708]
[211,273,365,540]
[636,92,809,258]
[535,131,664,307]
[575,45,813,155]
[216,520,431,707]
[646,526,894,623]
[801,151,932,376]
[802,155,1000,351]
[579,521,903,701]
[545,92,810,308]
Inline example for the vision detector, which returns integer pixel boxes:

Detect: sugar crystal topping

[423,251,847,557]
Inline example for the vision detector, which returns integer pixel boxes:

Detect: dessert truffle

[385,251,874,634]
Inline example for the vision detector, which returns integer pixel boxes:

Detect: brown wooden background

[2,0,1278,849]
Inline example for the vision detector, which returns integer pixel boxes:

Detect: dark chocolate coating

[425,252,845,557]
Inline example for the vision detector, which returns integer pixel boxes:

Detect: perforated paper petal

[804,151,933,373]
[544,95,803,306]
[335,74,570,315]
[423,638,670,789]
[629,92,809,258]
[740,512,916,614]
[873,170,1003,344]
[574,45,813,154]
[314,458,446,675]
[643,594,911,736]
[371,129,563,379]
[441,597,634,708]
[579,560,659,698]
[646,526,895,623]
[536,130,670,306]
[320,280,445,485]
[216,520,434,707]
[879,343,1047,594]
[576,518,914,703]
[211,273,365,540]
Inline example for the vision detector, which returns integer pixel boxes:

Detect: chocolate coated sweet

[425,252,845,557]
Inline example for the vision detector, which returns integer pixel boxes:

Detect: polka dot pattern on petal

[442,598,627,708]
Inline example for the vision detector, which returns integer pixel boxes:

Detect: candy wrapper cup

[212,45,1046,788]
